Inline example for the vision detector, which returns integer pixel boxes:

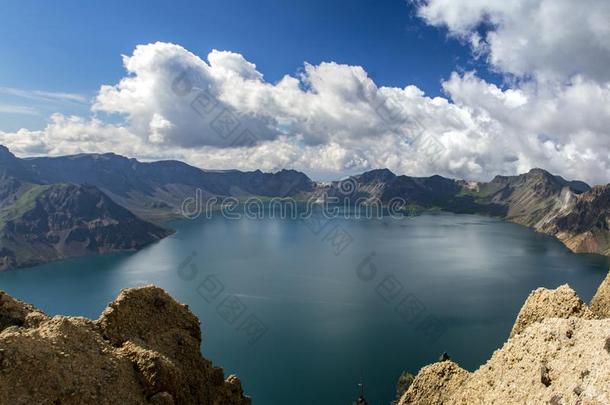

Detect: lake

[0,212,609,405]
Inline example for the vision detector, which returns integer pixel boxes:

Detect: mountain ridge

[26,152,315,221]
[1,145,609,269]
[0,147,174,270]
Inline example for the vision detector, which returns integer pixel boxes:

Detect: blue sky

[1,0,609,185]
[0,0,492,131]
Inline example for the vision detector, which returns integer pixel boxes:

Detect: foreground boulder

[450,318,610,404]
[399,277,610,404]
[0,286,250,405]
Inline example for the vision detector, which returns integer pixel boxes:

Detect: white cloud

[0,114,144,157]
[410,0,610,184]
[441,72,610,183]
[415,0,610,83]
[1,34,610,185]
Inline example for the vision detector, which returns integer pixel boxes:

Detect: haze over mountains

[0,144,608,269]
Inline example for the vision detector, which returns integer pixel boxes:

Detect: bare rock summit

[397,361,469,405]
[0,285,251,405]
[398,276,610,404]
[510,284,592,337]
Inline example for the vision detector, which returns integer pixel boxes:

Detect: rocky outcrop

[510,284,592,337]
[0,285,250,405]
[451,318,610,404]
[0,290,47,330]
[398,274,610,404]
[397,361,469,405]
[541,185,610,256]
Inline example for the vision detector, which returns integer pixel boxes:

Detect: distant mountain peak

[0,144,14,156]
[0,144,21,164]
[527,167,551,175]
[364,168,395,176]
[357,168,396,182]
[0,144,38,183]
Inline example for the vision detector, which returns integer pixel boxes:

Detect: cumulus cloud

[411,0,610,183]
[91,43,404,149]
[441,72,610,182]
[77,42,554,180]
[2,16,610,185]
[416,0,610,83]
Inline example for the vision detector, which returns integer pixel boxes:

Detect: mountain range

[0,144,608,269]
[329,167,609,255]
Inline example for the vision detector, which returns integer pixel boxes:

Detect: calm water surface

[1,213,609,405]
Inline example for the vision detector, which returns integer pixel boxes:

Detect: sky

[1,0,609,184]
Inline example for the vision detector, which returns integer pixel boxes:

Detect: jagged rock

[401,318,610,404]
[97,285,201,352]
[0,316,147,404]
[397,361,470,405]
[450,318,610,404]
[510,284,592,337]
[545,185,610,256]
[119,341,183,398]
[590,272,610,318]
[398,278,610,404]
[0,286,250,405]
[0,290,48,331]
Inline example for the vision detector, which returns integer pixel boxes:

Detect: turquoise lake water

[0,212,609,404]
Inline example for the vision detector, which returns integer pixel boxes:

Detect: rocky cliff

[0,183,172,270]
[541,184,610,256]
[398,273,610,404]
[0,285,250,404]
[330,167,610,257]
[473,168,610,256]
[0,146,174,270]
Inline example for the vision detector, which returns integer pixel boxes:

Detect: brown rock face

[541,184,610,256]
[0,290,48,330]
[396,279,610,404]
[0,286,250,405]
[590,272,610,318]
[451,318,610,404]
[398,361,470,405]
[510,284,592,337]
